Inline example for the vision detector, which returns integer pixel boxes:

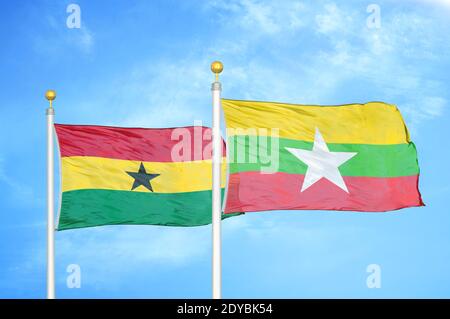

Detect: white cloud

[402,96,447,129]
[0,157,42,207]
[75,27,94,53]
[119,58,212,127]
[315,3,352,35]
[33,14,94,56]
[418,0,450,8]
[205,0,306,36]
[423,97,447,117]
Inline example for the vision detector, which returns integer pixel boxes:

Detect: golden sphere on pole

[211,61,223,75]
[45,90,57,101]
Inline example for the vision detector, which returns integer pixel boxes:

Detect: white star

[285,128,357,193]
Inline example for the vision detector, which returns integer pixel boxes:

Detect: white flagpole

[45,90,56,299]
[211,61,223,299]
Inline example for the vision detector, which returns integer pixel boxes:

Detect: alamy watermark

[66,4,81,29]
[366,4,381,29]
[169,121,280,174]
[366,264,381,288]
[66,264,81,288]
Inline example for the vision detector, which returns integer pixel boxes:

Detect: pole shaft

[211,81,222,299]
[46,107,55,299]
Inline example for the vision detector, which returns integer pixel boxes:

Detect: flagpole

[45,90,56,299]
[211,61,223,299]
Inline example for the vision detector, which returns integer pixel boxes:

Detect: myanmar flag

[55,124,236,230]
[222,99,424,214]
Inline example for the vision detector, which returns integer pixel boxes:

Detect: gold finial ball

[45,90,57,101]
[211,61,223,74]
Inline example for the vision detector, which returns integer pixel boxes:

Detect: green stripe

[58,189,240,231]
[228,136,419,177]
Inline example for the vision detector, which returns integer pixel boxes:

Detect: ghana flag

[55,124,235,230]
[222,99,424,214]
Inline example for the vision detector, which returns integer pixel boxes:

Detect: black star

[126,162,160,192]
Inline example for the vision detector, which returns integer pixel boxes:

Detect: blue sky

[1,0,450,298]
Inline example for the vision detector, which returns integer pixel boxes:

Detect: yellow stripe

[222,99,410,145]
[62,156,227,193]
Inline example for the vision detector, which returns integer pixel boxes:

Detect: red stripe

[55,124,226,162]
[224,172,424,213]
